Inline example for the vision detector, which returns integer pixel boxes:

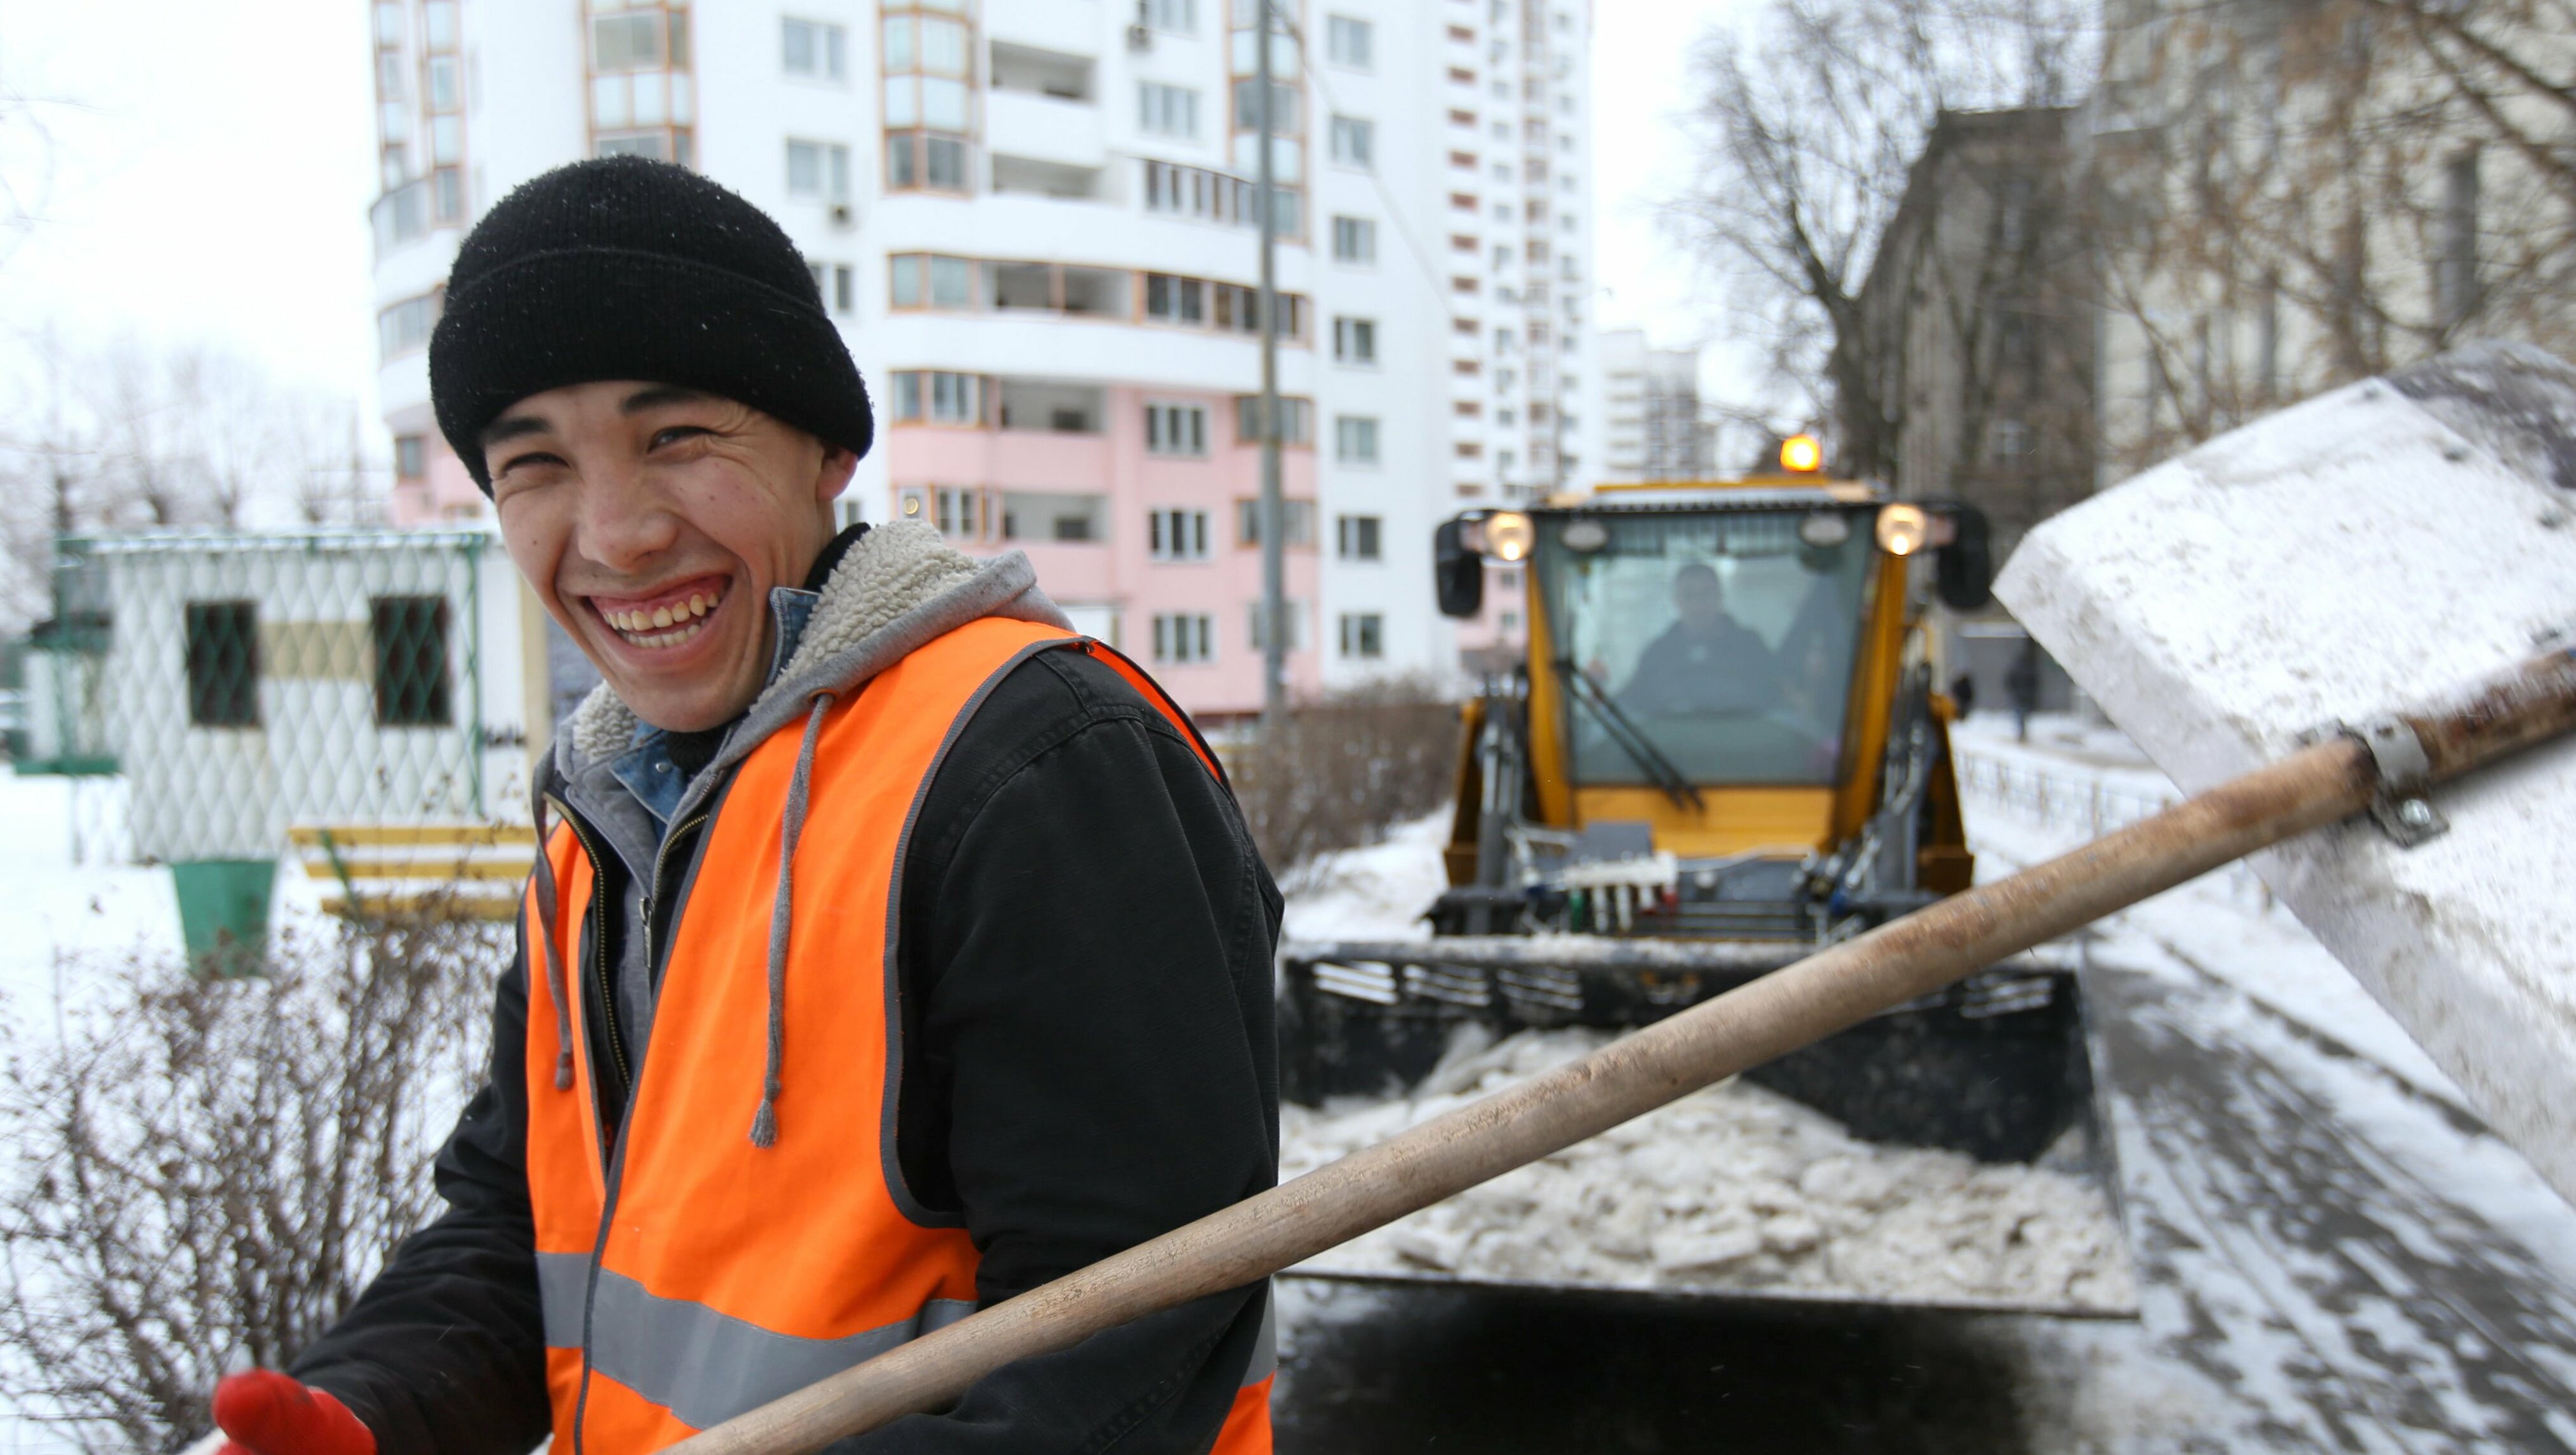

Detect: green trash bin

[170,858,276,978]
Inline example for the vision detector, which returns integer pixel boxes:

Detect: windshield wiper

[1552,659,1705,811]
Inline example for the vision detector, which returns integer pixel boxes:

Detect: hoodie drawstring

[751,690,838,1148]
[530,795,576,1092]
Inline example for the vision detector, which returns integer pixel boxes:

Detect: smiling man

[208,158,1280,1455]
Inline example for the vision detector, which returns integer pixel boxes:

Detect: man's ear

[813,443,859,508]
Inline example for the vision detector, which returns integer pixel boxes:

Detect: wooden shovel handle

[666,646,2576,1455]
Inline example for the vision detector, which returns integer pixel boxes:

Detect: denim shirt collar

[607,584,821,828]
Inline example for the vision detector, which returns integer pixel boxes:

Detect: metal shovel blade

[1998,341,2576,1203]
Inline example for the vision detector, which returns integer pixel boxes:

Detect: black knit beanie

[430,156,872,491]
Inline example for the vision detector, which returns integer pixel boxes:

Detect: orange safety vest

[521,617,1275,1452]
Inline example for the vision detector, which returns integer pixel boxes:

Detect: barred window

[1147,507,1210,560]
[185,601,260,729]
[1230,394,1313,446]
[1145,404,1208,457]
[1338,611,1384,659]
[371,596,453,728]
[1153,612,1215,664]
[1234,498,1314,548]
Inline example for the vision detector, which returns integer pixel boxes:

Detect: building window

[889,254,976,309]
[1230,77,1303,138]
[1148,508,1211,560]
[786,139,852,201]
[393,434,427,482]
[1326,15,1374,68]
[1232,394,1314,446]
[1145,404,1208,457]
[1144,159,1263,227]
[378,291,441,360]
[371,596,453,728]
[894,485,985,538]
[1338,612,1384,660]
[1153,613,1215,664]
[591,10,681,71]
[1139,82,1199,138]
[1337,514,1383,561]
[1146,0,1197,34]
[425,56,461,111]
[783,17,847,79]
[2438,149,2481,328]
[833,264,855,314]
[1146,273,1208,324]
[1332,316,1377,365]
[885,131,968,190]
[585,0,693,165]
[1246,600,1306,652]
[1988,418,2033,464]
[891,370,983,424]
[1329,115,1374,169]
[1213,283,1305,339]
[595,130,690,164]
[1234,498,1315,547]
[1335,415,1380,464]
[1332,215,1377,264]
[884,1,974,194]
[184,601,260,729]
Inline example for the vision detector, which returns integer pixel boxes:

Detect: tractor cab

[1427,448,1994,942]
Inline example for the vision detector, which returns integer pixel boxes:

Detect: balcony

[371,171,464,257]
[982,0,1100,62]
[987,89,1105,171]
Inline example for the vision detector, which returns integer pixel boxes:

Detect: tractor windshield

[1542,508,1876,787]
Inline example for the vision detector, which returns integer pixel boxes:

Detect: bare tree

[1671,0,2098,478]
[0,917,500,1452]
[2085,0,2576,475]
[1229,678,1460,888]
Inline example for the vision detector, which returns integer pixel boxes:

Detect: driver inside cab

[1616,562,1785,715]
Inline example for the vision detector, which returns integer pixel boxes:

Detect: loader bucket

[1276,937,2135,1316]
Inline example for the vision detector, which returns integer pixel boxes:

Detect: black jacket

[289,645,1282,1454]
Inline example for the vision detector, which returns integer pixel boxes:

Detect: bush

[1228,678,1462,884]
[0,913,503,1453]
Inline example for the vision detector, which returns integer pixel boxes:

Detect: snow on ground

[1276,812,1452,945]
[1951,712,2471,1111]
[0,775,183,1019]
[1949,712,2576,1274]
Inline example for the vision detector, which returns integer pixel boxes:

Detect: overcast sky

[0,0,1750,431]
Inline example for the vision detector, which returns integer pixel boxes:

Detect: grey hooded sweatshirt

[289,522,1282,1454]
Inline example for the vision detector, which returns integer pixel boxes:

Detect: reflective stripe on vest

[521,622,1273,1452]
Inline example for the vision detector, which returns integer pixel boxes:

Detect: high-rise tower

[364,0,1595,713]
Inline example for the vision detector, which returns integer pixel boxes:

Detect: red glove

[211,1370,375,1455]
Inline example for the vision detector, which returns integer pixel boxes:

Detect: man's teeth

[602,591,721,646]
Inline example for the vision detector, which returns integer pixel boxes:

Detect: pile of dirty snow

[1284,1028,2136,1312]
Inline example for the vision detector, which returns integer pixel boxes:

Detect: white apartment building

[1596,328,1705,481]
[365,0,1595,713]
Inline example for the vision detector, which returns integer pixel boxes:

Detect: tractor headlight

[1876,503,1931,556]
[1483,510,1535,563]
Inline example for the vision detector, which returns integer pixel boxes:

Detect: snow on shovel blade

[1997,340,2576,1203]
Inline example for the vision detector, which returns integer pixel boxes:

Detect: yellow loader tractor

[1281,451,2115,1190]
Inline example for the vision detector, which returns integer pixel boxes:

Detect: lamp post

[1255,0,1287,726]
